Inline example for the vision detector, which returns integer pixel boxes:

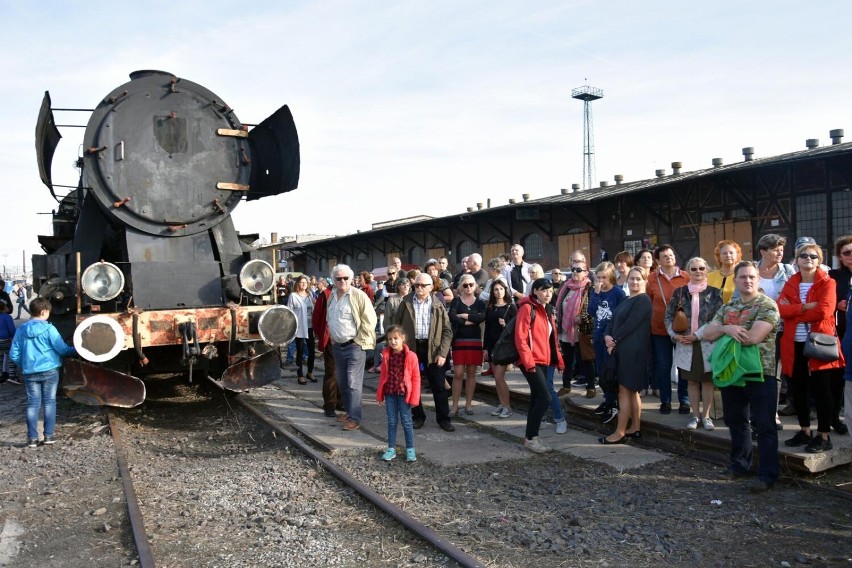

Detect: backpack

[490,306,536,366]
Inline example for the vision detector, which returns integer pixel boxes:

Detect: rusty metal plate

[220,350,281,391]
[63,359,146,408]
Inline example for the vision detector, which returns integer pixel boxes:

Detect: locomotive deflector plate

[82,71,249,236]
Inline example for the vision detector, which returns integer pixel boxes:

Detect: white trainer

[524,436,551,454]
[499,407,513,419]
[555,419,568,434]
[686,416,700,430]
[703,417,715,431]
[491,405,504,417]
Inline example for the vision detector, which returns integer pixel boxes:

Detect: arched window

[457,240,476,260]
[409,246,425,267]
[522,233,543,260]
[343,254,352,267]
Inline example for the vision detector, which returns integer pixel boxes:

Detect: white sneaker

[702,417,715,431]
[491,405,504,417]
[498,407,513,419]
[555,419,568,434]
[686,417,700,430]
[540,418,549,428]
[524,436,551,454]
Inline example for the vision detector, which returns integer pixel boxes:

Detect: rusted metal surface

[107,411,155,568]
[220,350,281,391]
[76,306,268,350]
[63,359,146,407]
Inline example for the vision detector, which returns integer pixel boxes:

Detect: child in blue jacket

[10,297,76,447]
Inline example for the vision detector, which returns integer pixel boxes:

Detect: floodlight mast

[571,85,604,191]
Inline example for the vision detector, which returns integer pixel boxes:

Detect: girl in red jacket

[376,325,421,462]
[515,278,566,453]
[777,243,845,453]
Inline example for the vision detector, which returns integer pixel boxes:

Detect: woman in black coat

[601,266,652,443]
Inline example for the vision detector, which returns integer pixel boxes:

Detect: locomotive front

[34,70,301,407]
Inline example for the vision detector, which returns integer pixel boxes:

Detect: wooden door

[386,251,401,267]
[558,233,591,267]
[482,242,507,264]
[699,221,753,268]
[426,247,445,262]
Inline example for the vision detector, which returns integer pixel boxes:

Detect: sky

[1,1,851,276]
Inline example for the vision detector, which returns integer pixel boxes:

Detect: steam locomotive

[33,70,299,407]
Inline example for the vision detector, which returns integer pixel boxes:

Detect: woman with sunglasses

[448,274,487,415]
[707,240,742,303]
[664,257,723,431]
[828,236,852,435]
[554,262,595,397]
[778,243,845,453]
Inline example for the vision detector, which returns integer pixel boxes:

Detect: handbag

[802,324,839,362]
[672,290,689,333]
[490,308,536,366]
[599,351,619,392]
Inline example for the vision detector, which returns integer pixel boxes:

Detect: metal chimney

[671,162,682,175]
[600,181,609,187]
[614,175,624,185]
[522,193,530,201]
[509,198,516,204]
[476,202,483,210]
[806,139,819,149]
[655,169,665,178]
[571,183,581,192]
[487,198,491,208]
[560,188,569,195]
[830,129,845,145]
[742,147,754,162]
[712,158,723,168]
[466,207,473,212]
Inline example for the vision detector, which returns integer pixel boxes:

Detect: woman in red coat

[778,243,845,453]
[515,278,565,453]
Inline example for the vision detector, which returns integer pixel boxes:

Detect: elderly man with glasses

[327,264,377,431]
[394,273,455,431]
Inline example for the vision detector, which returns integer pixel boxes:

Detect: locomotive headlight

[239,259,274,295]
[257,306,298,347]
[81,262,125,302]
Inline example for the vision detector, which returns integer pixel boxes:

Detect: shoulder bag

[802,323,839,362]
[672,289,689,333]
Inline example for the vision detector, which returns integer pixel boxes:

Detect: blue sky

[1,1,850,273]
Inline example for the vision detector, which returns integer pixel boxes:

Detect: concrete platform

[242,365,667,471]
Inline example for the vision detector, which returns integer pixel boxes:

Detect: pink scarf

[561,277,589,343]
[687,280,708,334]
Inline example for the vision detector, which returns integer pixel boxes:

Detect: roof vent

[614,175,624,185]
[712,158,723,168]
[522,193,530,201]
[742,147,754,162]
[806,138,819,149]
[655,169,665,178]
[560,188,569,195]
[476,202,483,210]
[571,183,581,191]
[509,198,516,204]
[671,162,682,175]
[830,129,845,145]
[466,207,473,212]
[600,181,609,187]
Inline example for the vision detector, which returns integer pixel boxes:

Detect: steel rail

[234,396,486,568]
[107,411,156,568]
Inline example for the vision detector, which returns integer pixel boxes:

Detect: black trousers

[411,339,451,424]
[790,342,834,433]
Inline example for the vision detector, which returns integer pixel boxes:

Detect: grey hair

[468,253,482,266]
[330,264,354,280]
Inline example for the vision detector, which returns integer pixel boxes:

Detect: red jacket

[375,344,421,407]
[514,297,565,372]
[647,268,689,336]
[778,269,845,374]
[312,288,332,351]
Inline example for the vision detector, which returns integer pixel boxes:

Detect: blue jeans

[24,370,59,440]
[651,334,688,405]
[722,376,780,483]
[544,366,565,422]
[522,365,552,440]
[384,394,415,450]
[332,343,366,423]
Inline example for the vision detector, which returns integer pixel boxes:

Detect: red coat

[514,297,565,372]
[312,288,332,351]
[778,269,845,375]
[375,344,421,407]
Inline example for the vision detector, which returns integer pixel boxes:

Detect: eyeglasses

[388,272,397,276]
[798,253,819,260]
[334,276,349,282]
[462,283,475,288]
[689,266,707,272]
[571,267,585,273]
[841,250,852,257]
[413,283,431,288]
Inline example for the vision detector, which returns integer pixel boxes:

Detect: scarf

[687,280,708,334]
[561,277,589,343]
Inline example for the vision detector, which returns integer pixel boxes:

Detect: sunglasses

[413,283,431,288]
[388,272,397,276]
[334,276,349,282]
[461,283,476,288]
[571,267,585,273]
[798,253,819,260]
[841,250,852,256]
[689,266,707,272]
